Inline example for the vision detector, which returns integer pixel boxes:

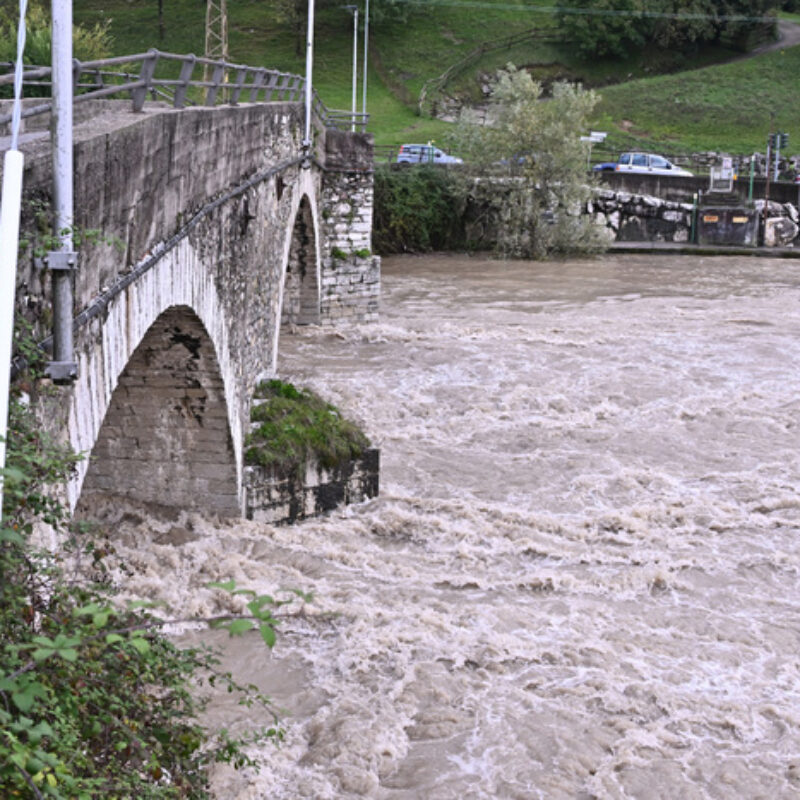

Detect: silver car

[614,152,693,176]
[396,144,463,165]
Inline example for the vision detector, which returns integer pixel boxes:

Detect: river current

[102,253,800,799]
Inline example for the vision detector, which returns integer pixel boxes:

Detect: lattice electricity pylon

[204,0,229,85]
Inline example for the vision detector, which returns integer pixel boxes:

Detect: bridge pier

[319,129,380,325]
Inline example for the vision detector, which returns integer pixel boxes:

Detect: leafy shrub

[0,1,112,98]
[372,165,466,254]
[245,379,370,475]
[0,337,283,798]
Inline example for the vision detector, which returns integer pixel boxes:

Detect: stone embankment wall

[590,189,693,243]
[596,171,800,206]
[590,189,800,247]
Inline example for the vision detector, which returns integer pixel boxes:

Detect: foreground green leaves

[0,368,293,797]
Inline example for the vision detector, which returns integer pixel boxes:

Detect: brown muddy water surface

[100,253,800,799]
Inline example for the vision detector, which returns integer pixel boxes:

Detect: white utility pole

[0,0,28,518]
[343,5,358,132]
[0,150,24,520]
[362,0,369,119]
[303,0,315,155]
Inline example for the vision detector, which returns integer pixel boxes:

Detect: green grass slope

[595,43,800,154]
[73,0,800,155]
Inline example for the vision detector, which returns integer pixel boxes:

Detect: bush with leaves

[451,66,607,259]
[0,1,112,98]
[0,330,299,798]
[555,0,776,59]
[372,165,466,254]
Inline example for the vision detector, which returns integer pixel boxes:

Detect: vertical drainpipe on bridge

[302,0,315,168]
[45,0,78,382]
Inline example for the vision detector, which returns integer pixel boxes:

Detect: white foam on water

[94,254,800,798]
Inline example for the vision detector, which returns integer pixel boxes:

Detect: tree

[556,0,776,58]
[452,66,607,259]
[555,0,646,58]
[0,1,112,66]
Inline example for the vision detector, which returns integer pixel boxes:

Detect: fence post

[205,62,225,105]
[173,54,196,108]
[132,50,159,112]
[277,74,291,101]
[248,68,266,102]
[230,68,247,104]
[287,75,302,102]
[72,58,82,95]
[264,72,280,101]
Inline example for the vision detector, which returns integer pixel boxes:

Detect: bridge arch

[272,173,322,370]
[77,306,239,517]
[281,194,320,328]
[67,239,244,516]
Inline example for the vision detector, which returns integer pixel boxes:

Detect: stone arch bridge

[8,95,379,519]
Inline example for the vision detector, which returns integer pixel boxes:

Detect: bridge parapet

[0,49,367,134]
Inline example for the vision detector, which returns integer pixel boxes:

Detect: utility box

[697,206,758,246]
[709,157,736,193]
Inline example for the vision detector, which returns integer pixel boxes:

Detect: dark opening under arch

[78,306,239,517]
[281,196,320,326]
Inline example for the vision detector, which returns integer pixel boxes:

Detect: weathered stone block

[245,448,380,524]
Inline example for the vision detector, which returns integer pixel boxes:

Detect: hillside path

[736,18,800,58]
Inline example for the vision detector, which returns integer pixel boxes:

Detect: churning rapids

[100,253,800,799]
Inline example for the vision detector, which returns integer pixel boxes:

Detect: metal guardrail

[0,49,368,133]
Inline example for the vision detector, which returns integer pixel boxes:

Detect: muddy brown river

[103,253,800,799]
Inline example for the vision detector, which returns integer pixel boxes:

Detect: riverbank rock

[764,216,799,247]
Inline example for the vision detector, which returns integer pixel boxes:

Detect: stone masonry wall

[79,306,240,516]
[589,189,694,243]
[590,189,800,246]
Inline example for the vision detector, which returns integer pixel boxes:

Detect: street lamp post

[343,5,358,132]
[362,0,369,119]
[303,0,315,158]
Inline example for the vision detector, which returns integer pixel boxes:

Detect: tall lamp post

[343,4,358,132]
[47,0,77,382]
[362,0,369,120]
[303,0,315,159]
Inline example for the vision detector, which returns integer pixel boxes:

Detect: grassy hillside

[595,40,800,155]
[72,0,800,156]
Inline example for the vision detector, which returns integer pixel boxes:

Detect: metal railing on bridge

[0,49,368,133]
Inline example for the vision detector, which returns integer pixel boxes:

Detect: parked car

[396,143,463,165]
[607,152,693,177]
